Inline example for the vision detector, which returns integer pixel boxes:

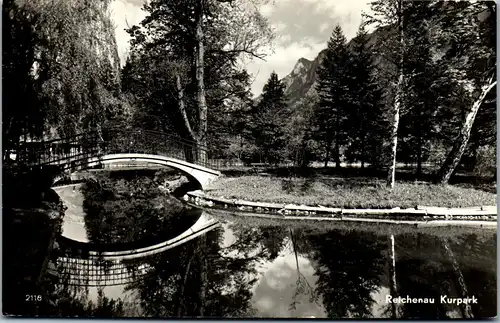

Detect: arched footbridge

[11,127,222,189]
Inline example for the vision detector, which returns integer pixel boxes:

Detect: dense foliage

[363,0,496,184]
[314,25,350,168]
[3,0,125,159]
[246,71,288,164]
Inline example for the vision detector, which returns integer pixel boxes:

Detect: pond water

[9,169,498,319]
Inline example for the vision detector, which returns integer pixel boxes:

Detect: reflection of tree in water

[123,226,266,317]
[304,229,386,318]
[446,232,497,318]
[224,223,321,314]
[225,222,386,317]
[259,225,288,261]
[81,175,186,245]
[392,232,496,319]
[127,221,305,318]
[363,231,497,319]
[392,233,451,319]
[35,273,127,317]
[225,222,321,313]
[288,228,319,312]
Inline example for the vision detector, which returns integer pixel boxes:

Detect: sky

[109,0,373,97]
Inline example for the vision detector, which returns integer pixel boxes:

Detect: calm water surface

[50,199,496,318]
[7,170,497,319]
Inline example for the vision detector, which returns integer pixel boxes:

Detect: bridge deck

[11,127,224,173]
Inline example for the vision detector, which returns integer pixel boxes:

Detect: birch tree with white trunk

[363,0,405,189]
[433,1,496,184]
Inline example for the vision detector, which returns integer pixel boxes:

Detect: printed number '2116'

[26,295,42,302]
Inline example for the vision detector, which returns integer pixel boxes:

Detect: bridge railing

[102,127,211,167]
[14,127,219,171]
[15,131,100,167]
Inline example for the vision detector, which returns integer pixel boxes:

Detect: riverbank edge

[184,190,498,226]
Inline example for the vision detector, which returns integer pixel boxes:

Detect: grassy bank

[205,176,496,209]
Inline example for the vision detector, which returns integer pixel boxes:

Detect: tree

[282,95,320,168]
[3,0,123,162]
[344,23,384,168]
[250,71,288,164]
[434,1,496,183]
[124,0,274,163]
[314,24,350,168]
[194,0,208,163]
[397,1,440,177]
[3,0,42,161]
[306,229,386,318]
[364,0,405,188]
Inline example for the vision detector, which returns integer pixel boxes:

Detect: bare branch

[209,48,267,60]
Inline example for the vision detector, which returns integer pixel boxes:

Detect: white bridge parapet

[55,153,222,189]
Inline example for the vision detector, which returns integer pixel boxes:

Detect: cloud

[319,22,329,33]
[110,0,147,66]
[110,0,372,95]
[251,253,325,317]
[263,0,371,44]
[254,296,275,311]
[260,2,275,16]
[243,0,372,96]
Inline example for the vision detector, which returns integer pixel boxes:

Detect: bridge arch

[14,127,223,190]
[62,153,221,190]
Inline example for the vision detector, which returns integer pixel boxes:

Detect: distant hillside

[277,26,393,110]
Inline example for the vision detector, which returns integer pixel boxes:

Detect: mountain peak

[280,28,388,107]
[298,57,312,64]
[291,57,312,75]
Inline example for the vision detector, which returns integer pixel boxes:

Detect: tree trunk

[335,140,340,168]
[176,73,196,142]
[335,113,341,168]
[195,0,208,164]
[416,132,422,179]
[360,136,365,168]
[416,145,422,178]
[360,120,365,169]
[386,0,403,189]
[436,77,496,184]
[387,79,402,188]
[176,72,197,163]
[324,141,331,167]
[416,106,423,178]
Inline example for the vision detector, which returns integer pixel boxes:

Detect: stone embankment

[185,190,497,227]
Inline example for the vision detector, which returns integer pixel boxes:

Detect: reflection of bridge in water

[49,212,220,287]
[11,127,222,189]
